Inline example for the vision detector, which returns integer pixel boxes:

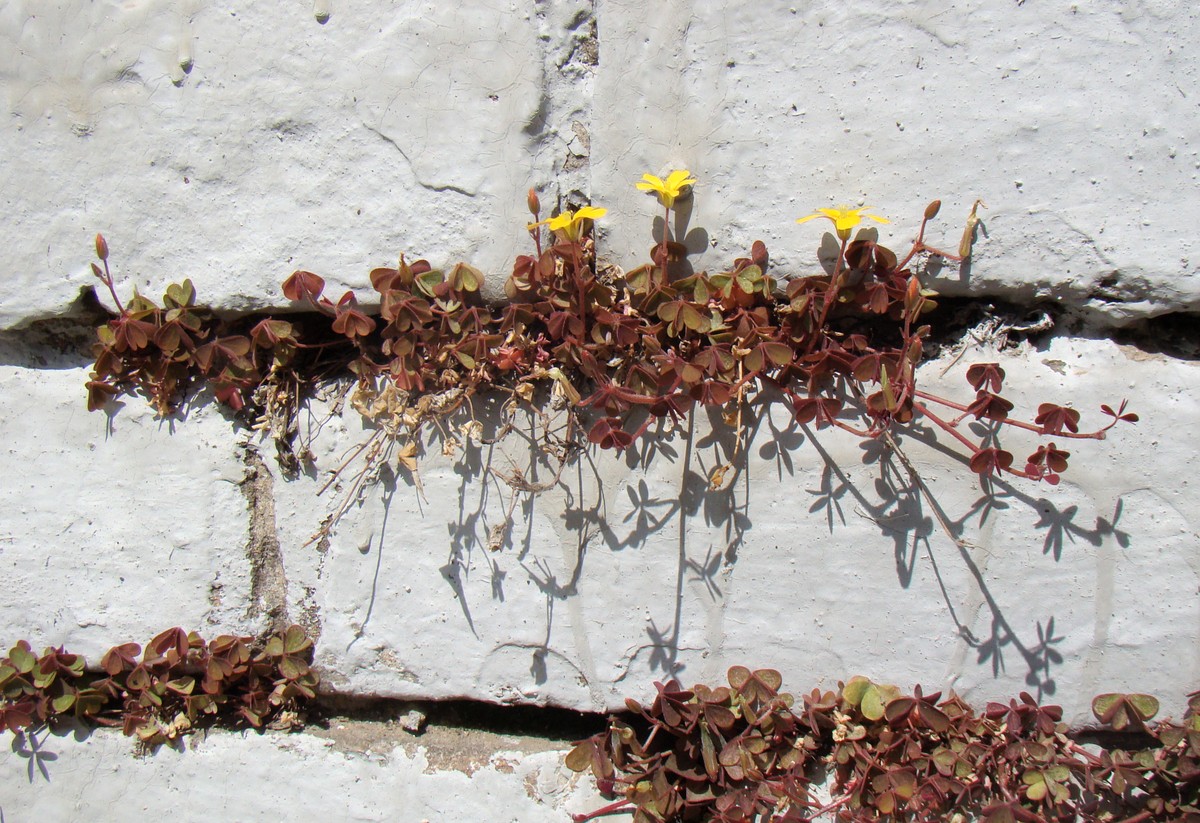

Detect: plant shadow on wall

[85,174,1137,693]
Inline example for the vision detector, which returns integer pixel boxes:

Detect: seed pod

[959,199,986,259]
[924,200,941,220]
[95,233,109,261]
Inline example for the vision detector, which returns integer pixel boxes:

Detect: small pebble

[400,709,427,734]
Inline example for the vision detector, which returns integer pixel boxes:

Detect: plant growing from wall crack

[0,625,318,747]
[85,172,1136,541]
[567,668,1200,822]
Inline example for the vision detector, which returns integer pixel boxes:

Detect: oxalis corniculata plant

[85,170,1137,540]
[568,668,1200,823]
[0,625,318,749]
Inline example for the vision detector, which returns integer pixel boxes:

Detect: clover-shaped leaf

[8,642,36,675]
[448,262,484,293]
[414,269,446,298]
[163,279,197,309]
[1092,692,1159,731]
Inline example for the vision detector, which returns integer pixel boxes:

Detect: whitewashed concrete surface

[265,334,1200,725]
[0,338,258,657]
[4,1,1197,329]
[0,0,596,328]
[0,726,609,823]
[592,0,1200,324]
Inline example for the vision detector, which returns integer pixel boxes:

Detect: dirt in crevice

[307,697,605,774]
[240,446,290,633]
[310,719,569,774]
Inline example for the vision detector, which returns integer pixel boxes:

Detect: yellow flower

[532,205,607,242]
[796,206,890,241]
[636,170,697,209]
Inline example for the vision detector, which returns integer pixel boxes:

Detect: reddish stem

[94,259,126,314]
[660,203,671,283]
[572,798,634,822]
[912,400,985,454]
[913,390,1108,440]
[806,235,849,355]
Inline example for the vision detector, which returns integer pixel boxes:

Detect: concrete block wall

[1,1,1197,819]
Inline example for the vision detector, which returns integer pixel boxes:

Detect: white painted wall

[1,0,1197,815]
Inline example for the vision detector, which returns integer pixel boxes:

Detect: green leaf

[932,748,957,775]
[292,675,318,699]
[9,644,36,674]
[762,342,793,366]
[449,263,484,293]
[163,279,196,308]
[127,289,158,313]
[743,348,764,374]
[283,625,313,655]
[735,264,762,292]
[700,725,718,779]
[414,270,445,298]
[880,366,897,411]
[681,304,709,332]
[861,685,887,721]
[727,666,752,690]
[126,666,152,691]
[279,656,308,680]
[1091,693,1121,720]
[842,676,871,707]
[75,691,107,718]
[708,273,732,296]
[1127,693,1160,721]
[51,692,76,713]
[166,676,195,695]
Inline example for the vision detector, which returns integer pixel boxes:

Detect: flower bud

[95,233,109,261]
[923,200,941,220]
[526,187,540,217]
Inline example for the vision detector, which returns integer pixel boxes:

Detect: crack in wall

[531,0,597,208]
[362,122,478,198]
[240,446,290,632]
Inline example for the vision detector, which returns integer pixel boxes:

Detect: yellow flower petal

[664,169,697,190]
[543,206,605,241]
[796,206,889,238]
[636,170,695,208]
[546,212,573,231]
[636,174,665,191]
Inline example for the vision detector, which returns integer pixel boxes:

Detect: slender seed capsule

[959,200,986,259]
